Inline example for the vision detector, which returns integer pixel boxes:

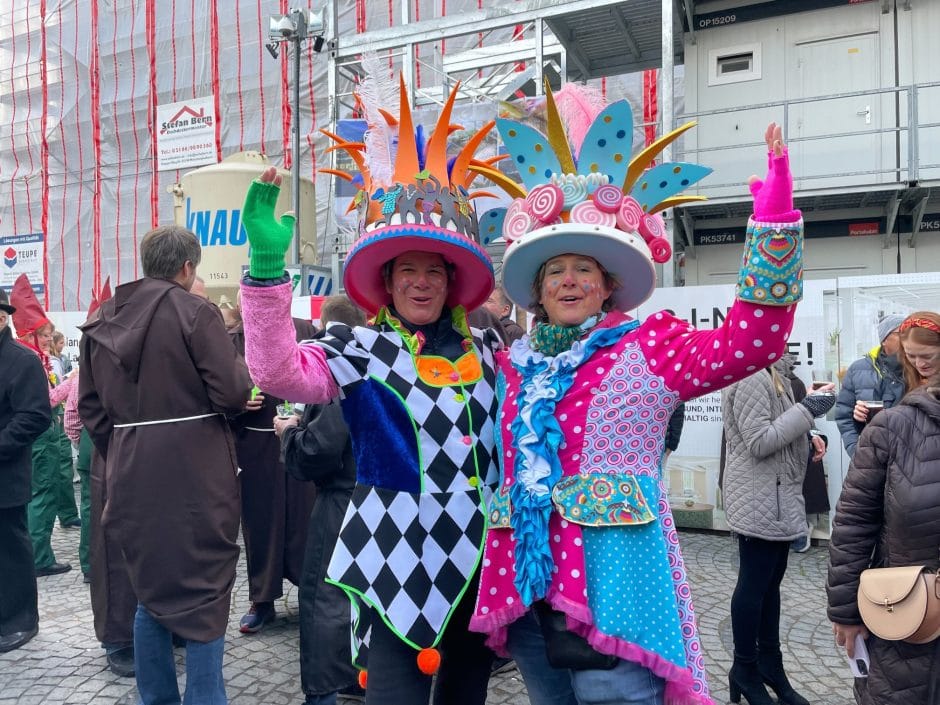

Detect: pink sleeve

[49,373,75,408]
[64,375,82,442]
[239,281,339,404]
[641,299,796,401]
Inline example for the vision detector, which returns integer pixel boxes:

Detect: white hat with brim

[501,223,657,314]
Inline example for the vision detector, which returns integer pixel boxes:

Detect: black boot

[758,651,810,705]
[729,659,775,705]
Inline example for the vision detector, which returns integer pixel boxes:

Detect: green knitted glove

[242,179,295,280]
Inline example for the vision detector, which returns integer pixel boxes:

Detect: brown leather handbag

[857,566,940,643]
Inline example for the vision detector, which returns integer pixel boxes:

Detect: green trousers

[28,424,61,569]
[76,429,93,575]
[55,422,80,525]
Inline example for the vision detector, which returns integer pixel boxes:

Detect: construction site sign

[156,96,218,171]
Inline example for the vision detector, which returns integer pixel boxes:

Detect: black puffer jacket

[827,386,940,705]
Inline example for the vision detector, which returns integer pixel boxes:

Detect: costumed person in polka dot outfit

[468,84,804,705]
[235,73,573,705]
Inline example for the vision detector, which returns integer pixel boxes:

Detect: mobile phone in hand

[846,634,869,678]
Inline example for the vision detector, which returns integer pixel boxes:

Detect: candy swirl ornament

[550,173,589,209]
[503,198,536,241]
[525,183,565,223]
[638,213,667,243]
[592,184,624,214]
[570,201,617,228]
[616,196,644,232]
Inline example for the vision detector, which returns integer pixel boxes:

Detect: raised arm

[239,168,338,405]
[642,123,803,399]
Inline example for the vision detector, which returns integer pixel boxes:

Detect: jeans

[730,535,790,662]
[134,604,227,705]
[508,610,665,705]
[570,658,666,705]
[506,611,577,705]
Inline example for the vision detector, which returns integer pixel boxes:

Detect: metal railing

[673,81,940,192]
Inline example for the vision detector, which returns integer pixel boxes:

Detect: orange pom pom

[416,647,441,675]
[357,670,368,689]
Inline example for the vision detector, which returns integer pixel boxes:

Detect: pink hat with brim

[343,223,495,315]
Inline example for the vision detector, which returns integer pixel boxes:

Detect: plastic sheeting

[0,0,675,311]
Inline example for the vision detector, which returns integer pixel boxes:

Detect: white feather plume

[357,50,399,187]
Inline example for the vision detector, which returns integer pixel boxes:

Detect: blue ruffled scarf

[509,319,639,605]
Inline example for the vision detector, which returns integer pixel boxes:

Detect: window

[708,43,762,86]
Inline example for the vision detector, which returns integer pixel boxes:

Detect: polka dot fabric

[471,290,799,705]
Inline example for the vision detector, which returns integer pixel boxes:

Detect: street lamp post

[266,9,326,270]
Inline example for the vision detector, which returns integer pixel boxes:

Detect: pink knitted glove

[749,124,801,223]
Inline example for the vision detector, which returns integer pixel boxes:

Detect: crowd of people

[1,74,938,705]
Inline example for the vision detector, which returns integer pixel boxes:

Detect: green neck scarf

[529,313,605,357]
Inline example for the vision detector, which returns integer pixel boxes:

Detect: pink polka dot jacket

[470,216,803,705]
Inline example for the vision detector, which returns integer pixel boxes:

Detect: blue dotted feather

[576,99,634,186]
[496,118,562,191]
[479,208,507,245]
[629,162,713,212]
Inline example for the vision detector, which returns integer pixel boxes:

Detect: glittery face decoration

[538,254,612,327]
[385,251,450,326]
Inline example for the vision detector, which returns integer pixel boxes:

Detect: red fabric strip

[147,0,159,229]
[280,0,291,169]
[111,0,123,283]
[129,0,141,277]
[40,0,50,308]
[72,2,85,306]
[23,9,36,235]
[256,0,267,150]
[235,1,246,150]
[91,0,102,291]
[209,1,223,161]
[643,69,657,149]
[56,2,70,307]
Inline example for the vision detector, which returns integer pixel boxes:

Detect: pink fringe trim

[470,588,715,705]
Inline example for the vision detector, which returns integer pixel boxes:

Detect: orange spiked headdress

[322,75,500,314]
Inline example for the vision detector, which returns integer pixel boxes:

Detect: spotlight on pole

[264,7,327,275]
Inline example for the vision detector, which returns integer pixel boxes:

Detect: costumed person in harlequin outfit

[0,286,51,653]
[9,274,76,576]
[467,83,805,705]
[237,72,573,705]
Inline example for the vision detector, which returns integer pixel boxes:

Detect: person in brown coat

[228,292,317,633]
[78,225,253,705]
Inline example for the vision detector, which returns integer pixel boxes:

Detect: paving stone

[0,514,858,704]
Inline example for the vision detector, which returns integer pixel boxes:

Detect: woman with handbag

[827,315,940,705]
[468,86,806,705]
[721,360,834,705]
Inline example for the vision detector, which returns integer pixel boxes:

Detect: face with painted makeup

[384,251,450,326]
[537,254,613,328]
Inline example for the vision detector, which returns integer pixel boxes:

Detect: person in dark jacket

[0,288,52,652]
[835,314,906,458]
[482,285,525,344]
[827,371,940,705]
[663,403,685,461]
[275,295,367,705]
[229,291,317,634]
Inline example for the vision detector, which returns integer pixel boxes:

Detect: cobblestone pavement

[0,521,858,705]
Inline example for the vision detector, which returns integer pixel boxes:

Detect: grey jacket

[721,362,814,541]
